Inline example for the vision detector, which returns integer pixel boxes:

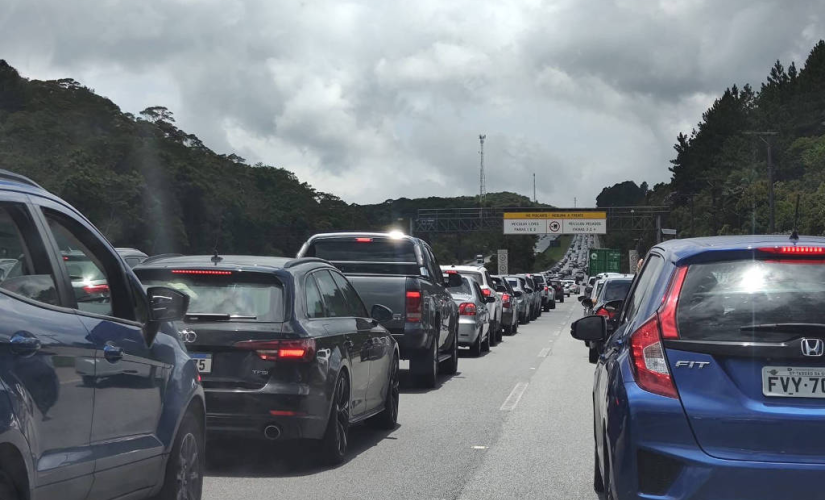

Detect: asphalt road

[203,297,599,500]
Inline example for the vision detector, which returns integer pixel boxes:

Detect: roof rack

[284,257,331,269]
[141,253,183,264]
[0,170,43,189]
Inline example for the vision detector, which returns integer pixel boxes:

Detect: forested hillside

[0,60,541,268]
[598,40,825,254]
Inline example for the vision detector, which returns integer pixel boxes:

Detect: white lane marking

[500,382,529,411]
[538,347,551,358]
[472,445,488,450]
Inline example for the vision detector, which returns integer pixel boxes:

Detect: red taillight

[502,293,511,307]
[482,288,492,297]
[659,266,688,339]
[595,307,615,319]
[629,316,678,399]
[759,246,825,255]
[269,410,305,416]
[445,270,458,274]
[406,290,422,322]
[355,237,373,243]
[83,284,109,294]
[234,339,317,362]
[459,303,477,316]
[171,269,232,275]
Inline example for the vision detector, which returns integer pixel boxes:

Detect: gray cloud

[2,0,824,205]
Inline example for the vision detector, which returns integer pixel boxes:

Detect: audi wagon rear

[572,236,825,500]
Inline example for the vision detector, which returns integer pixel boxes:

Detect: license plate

[763,366,825,398]
[190,353,212,374]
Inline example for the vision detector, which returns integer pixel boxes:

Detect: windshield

[137,270,285,322]
[307,239,416,263]
[448,277,473,297]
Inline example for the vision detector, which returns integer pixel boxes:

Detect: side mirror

[444,273,463,288]
[581,298,593,309]
[370,304,394,324]
[585,286,593,295]
[485,296,496,304]
[513,291,523,298]
[577,295,585,302]
[570,315,607,342]
[147,286,190,322]
[524,288,533,294]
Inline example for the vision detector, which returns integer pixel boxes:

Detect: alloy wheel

[176,432,201,500]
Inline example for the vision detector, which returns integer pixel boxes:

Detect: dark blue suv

[0,171,205,500]
[572,236,825,500]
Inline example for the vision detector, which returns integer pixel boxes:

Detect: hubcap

[176,432,200,500]
[335,378,350,455]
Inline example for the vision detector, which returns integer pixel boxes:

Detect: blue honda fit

[572,235,825,500]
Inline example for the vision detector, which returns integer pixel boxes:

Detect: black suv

[0,171,204,500]
[134,255,401,464]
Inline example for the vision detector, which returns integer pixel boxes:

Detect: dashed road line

[500,382,529,411]
[538,347,551,358]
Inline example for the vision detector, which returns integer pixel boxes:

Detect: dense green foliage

[597,40,825,259]
[0,60,542,269]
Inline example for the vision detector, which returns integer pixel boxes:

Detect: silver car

[447,275,492,356]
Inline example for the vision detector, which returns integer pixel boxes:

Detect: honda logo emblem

[801,338,824,357]
[179,329,198,344]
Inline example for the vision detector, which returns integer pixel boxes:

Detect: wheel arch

[0,440,30,500]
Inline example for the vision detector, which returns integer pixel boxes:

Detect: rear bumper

[457,319,480,345]
[391,323,435,360]
[204,385,329,441]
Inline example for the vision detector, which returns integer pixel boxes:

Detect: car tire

[489,321,498,346]
[156,410,204,500]
[470,328,482,357]
[441,324,459,375]
[370,354,399,430]
[482,327,491,352]
[593,445,605,493]
[512,320,519,334]
[0,469,20,500]
[559,296,565,303]
[412,335,438,388]
[319,374,351,464]
[550,301,556,310]
[496,324,503,343]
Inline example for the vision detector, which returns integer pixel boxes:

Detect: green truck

[588,248,622,275]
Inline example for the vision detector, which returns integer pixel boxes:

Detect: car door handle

[103,343,124,362]
[10,332,41,356]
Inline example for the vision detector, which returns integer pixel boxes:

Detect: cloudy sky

[3,0,824,205]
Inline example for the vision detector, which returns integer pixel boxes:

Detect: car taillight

[459,303,477,316]
[759,246,825,255]
[628,266,688,399]
[406,290,422,322]
[482,288,492,297]
[544,286,549,292]
[171,269,233,275]
[355,237,373,242]
[234,339,317,362]
[83,284,109,294]
[595,307,614,319]
[502,293,511,307]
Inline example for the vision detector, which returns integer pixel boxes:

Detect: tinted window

[533,275,545,285]
[331,270,368,317]
[507,279,519,289]
[307,238,417,262]
[459,271,483,285]
[305,274,325,318]
[314,270,350,317]
[138,270,285,322]
[601,280,632,302]
[0,204,58,306]
[623,255,665,323]
[677,260,825,342]
[449,276,473,296]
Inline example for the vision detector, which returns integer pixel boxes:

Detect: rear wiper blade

[184,313,257,321]
[740,323,825,334]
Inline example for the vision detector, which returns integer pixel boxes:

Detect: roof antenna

[789,194,801,244]
[211,217,224,265]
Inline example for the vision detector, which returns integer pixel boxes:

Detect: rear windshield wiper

[185,313,257,322]
[740,323,825,334]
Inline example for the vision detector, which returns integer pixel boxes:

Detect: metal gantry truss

[414,206,670,236]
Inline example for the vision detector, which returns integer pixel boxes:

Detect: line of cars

[570,235,825,499]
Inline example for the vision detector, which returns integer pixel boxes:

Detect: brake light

[629,316,677,398]
[171,270,232,275]
[759,246,825,255]
[234,339,317,362]
[355,237,373,243]
[269,410,305,416]
[501,293,511,307]
[595,307,614,319]
[83,284,109,294]
[459,303,477,316]
[659,266,688,339]
[406,290,422,322]
[482,288,492,297]
[445,270,458,274]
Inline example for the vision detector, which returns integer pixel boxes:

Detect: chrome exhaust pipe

[263,425,282,440]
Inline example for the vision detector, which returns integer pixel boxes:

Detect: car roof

[654,235,825,263]
[116,247,148,258]
[443,264,486,273]
[135,254,330,273]
[305,232,418,243]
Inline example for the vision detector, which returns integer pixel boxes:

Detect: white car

[442,264,503,345]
